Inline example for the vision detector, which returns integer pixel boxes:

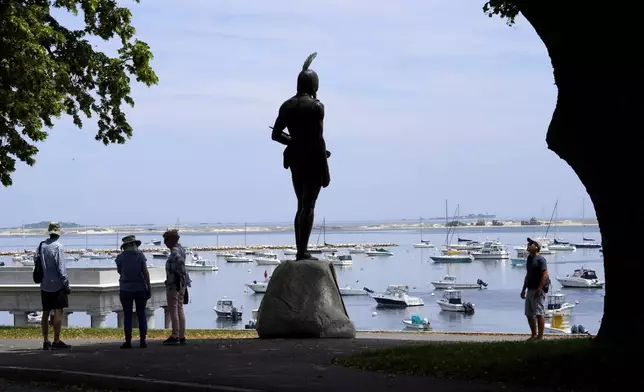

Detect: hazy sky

[1,0,594,227]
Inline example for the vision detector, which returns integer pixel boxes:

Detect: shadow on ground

[0,338,550,392]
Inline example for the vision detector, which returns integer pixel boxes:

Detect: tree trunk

[517,1,644,345]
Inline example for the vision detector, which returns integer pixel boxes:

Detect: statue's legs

[292,176,321,260]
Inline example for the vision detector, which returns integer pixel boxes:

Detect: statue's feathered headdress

[297,52,319,96]
[302,52,317,72]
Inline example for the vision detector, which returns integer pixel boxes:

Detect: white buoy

[431,292,435,296]
[575,300,580,304]
[372,311,377,317]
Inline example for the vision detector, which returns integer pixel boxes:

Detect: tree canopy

[0,0,157,186]
[483,0,520,25]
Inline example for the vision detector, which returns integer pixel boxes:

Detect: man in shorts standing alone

[521,237,549,341]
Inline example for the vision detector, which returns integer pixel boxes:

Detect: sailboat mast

[444,199,449,246]
[544,200,558,238]
[323,218,326,245]
[420,217,423,242]
[581,197,585,239]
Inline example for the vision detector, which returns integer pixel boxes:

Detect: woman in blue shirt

[115,235,151,348]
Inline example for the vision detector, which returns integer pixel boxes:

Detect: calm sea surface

[0,225,604,333]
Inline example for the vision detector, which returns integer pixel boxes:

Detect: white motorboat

[367,285,424,307]
[402,315,431,330]
[514,244,555,255]
[216,252,235,258]
[213,297,243,320]
[88,253,112,260]
[64,255,79,262]
[246,279,268,293]
[185,255,218,271]
[151,251,169,259]
[549,243,577,251]
[245,308,259,330]
[254,250,276,257]
[556,266,604,288]
[319,246,339,253]
[431,249,474,263]
[365,248,393,256]
[185,261,218,271]
[225,254,254,263]
[283,248,297,255]
[545,292,576,318]
[510,249,528,266]
[339,286,368,296]
[471,240,509,260]
[448,240,484,251]
[254,253,281,266]
[437,288,475,313]
[27,311,42,323]
[348,246,366,254]
[151,239,162,246]
[241,249,257,255]
[328,253,353,266]
[11,254,28,263]
[430,275,487,290]
[16,257,34,267]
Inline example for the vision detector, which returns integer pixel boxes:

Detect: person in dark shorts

[37,222,71,350]
[520,237,549,341]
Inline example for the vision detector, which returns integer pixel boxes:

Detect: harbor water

[0,225,604,333]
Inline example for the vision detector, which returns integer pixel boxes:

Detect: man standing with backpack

[34,222,71,350]
[521,237,550,341]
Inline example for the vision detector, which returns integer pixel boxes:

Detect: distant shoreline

[0,221,599,237]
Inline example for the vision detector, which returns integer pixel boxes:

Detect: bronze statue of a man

[271,52,331,261]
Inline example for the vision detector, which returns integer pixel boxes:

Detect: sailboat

[548,200,577,251]
[430,201,474,263]
[309,218,338,254]
[240,222,257,255]
[413,217,435,248]
[571,198,602,249]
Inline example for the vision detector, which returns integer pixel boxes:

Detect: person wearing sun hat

[36,221,71,350]
[521,237,550,341]
[114,234,151,349]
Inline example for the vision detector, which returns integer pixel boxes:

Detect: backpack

[32,241,45,284]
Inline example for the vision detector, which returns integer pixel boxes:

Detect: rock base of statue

[255,259,356,339]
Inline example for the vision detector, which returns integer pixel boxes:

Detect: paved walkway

[0,333,557,392]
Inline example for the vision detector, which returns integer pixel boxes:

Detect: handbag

[32,241,45,284]
[183,287,189,304]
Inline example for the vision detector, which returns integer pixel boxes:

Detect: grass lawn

[334,337,634,391]
[0,326,258,340]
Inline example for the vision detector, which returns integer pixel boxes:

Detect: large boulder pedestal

[256,259,356,339]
